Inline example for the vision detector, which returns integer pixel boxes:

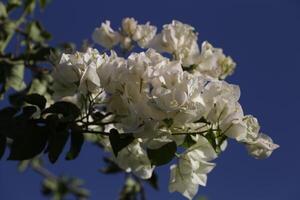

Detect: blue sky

[1,0,299,199]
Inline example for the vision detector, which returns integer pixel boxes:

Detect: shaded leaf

[109,129,134,157]
[0,134,6,159]
[181,134,197,148]
[66,127,84,160]
[8,122,48,160]
[0,107,18,119]
[147,141,177,166]
[48,129,69,163]
[43,101,80,121]
[163,118,173,128]
[24,93,47,110]
[205,129,218,152]
[9,89,27,108]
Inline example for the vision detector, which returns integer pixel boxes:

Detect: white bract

[51,18,279,199]
[193,41,236,79]
[169,137,217,199]
[92,21,120,49]
[116,139,154,179]
[52,48,103,101]
[150,20,199,66]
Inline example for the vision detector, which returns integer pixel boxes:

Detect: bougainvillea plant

[0,1,279,199]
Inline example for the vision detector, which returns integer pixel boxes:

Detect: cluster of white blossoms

[52,18,279,199]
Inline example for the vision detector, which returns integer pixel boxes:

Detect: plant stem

[0,11,27,53]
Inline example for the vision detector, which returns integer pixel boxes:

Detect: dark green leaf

[7,0,22,11]
[8,123,48,160]
[0,134,6,159]
[43,101,80,121]
[21,106,37,118]
[109,129,134,157]
[181,134,197,148]
[66,128,84,160]
[9,90,27,108]
[24,93,47,110]
[0,107,18,138]
[147,141,177,166]
[24,0,36,13]
[26,46,54,61]
[48,129,69,163]
[163,118,173,128]
[0,107,18,119]
[145,172,159,190]
[194,117,210,124]
[205,129,217,151]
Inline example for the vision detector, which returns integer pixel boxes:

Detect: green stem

[171,129,219,136]
[0,11,27,53]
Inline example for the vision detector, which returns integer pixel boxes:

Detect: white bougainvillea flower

[149,20,199,66]
[241,115,261,142]
[49,18,279,200]
[52,48,103,100]
[116,139,154,179]
[203,80,241,121]
[169,165,199,200]
[96,50,127,94]
[122,17,138,36]
[92,20,120,49]
[246,133,279,159]
[132,22,157,48]
[193,41,236,79]
[169,136,216,200]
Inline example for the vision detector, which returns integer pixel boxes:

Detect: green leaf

[0,107,19,136]
[43,101,80,121]
[26,21,51,43]
[0,107,19,119]
[147,141,177,166]
[109,129,134,157]
[66,128,84,160]
[0,134,6,159]
[163,118,173,128]
[7,0,22,11]
[145,172,159,190]
[24,93,47,110]
[181,134,197,148]
[205,129,217,152]
[6,63,26,91]
[48,130,69,163]
[48,129,69,163]
[8,122,48,160]
[27,46,54,61]
[24,0,36,14]
[0,2,7,18]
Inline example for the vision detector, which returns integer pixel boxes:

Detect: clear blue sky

[1,0,299,199]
